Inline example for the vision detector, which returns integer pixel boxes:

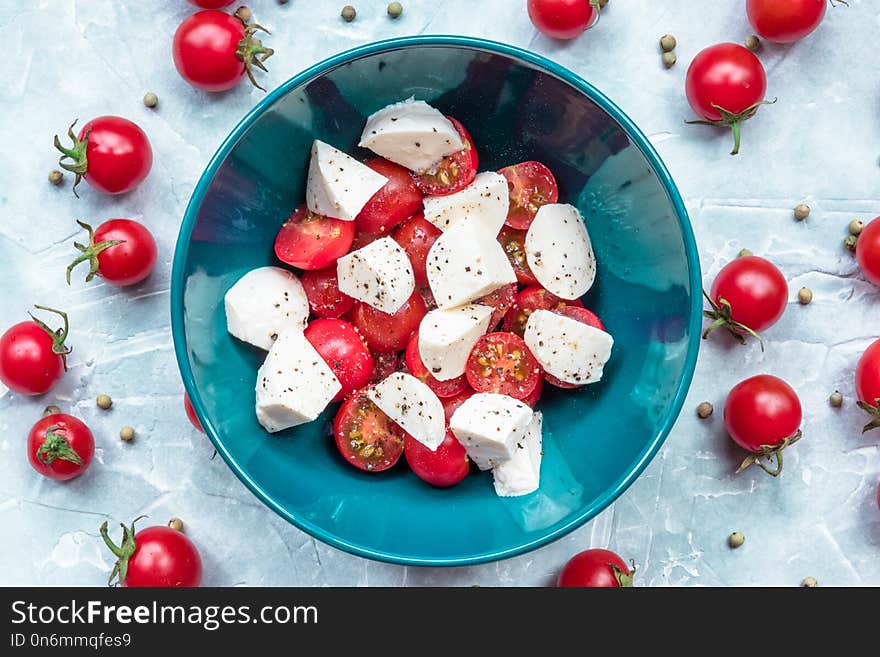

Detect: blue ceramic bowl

[171,36,701,566]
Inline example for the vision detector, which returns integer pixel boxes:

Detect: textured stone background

[1,0,878,586]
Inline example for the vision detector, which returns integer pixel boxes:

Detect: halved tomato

[351,290,427,352]
[465,332,541,400]
[503,285,583,336]
[356,158,424,234]
[476,283,518,330]
[274,204,355,270]
[412,116,478,196]
[498,225,538,285]
[370,350,401,384]
[333,389,405,472]
[404,330,470,398]
[301,266,355,319]
[392,214,442,287]
[350,231,383,251]
[522,374,543,408]
[544,305,606,389]
[442,389,475,423]
[405,430,469,487]
[499,161,558,230]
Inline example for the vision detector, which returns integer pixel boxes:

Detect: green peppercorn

[829,391,843,407]
[168,517,184,532]
[235,6,252,22]
[96,394,113,410]
[48,170,64,185]
[143,92,158,108]
[696,401,713,419]
[794,203,810,221]
[802,576,818,587]
[849,219,864,236]
[659,34,676,52]
[341,5,356,21]
[120,426,135,442]
[43,405,61,417]
[738,248,753,258]
[661,52,677,68]
[387,2,403,18]
[728,531,745,549]
[797,287,813,305]
[844,235,858,251]
[745,35,761,52]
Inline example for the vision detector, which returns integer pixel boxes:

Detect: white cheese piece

[426,218,517,310]
[255,329,342,433]
[523,309,613,386]
[418,304,493,381]
[367,372,446,450]
[422,171,509,235]
[306,140,388,221]
[492,411,543,497]
[225,267,309,351]
[525,203,596,300]
[358,98,464,173]
[336,237,415,314]
[449,393,533,470]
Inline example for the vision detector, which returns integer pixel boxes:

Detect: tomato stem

[28,305,72,371]
[66,220,126,285]
[234,8,274,92]
[685,99,777,156]
[99,515,147,586]
[36,426,83,467]
[735,429,802,477]
[701,290,765,352]
[53,120,90,197]
[611,561,635,587]
[856,399,880,433]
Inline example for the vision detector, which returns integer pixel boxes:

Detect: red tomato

[477,283,518,330]
[527,0,599,39]
[172,10,273,92]
[189,0,235,7]
[704,256,787,349]
[856,217,880,287]
[466,332,541,400]
[0,306,71,395]
[544,306,605,389]
[54,116,152,196]
[499,161,559,230]
[351,291,426,353]
[183,393,205,433]
[301,266,355,318]
[274,204,355,270]
[333,389,406,472]
[405,430,469,487]
[522,374,544,407]
[27,414,94,481]
[498,225,538,285]
[404,330,470,398]
[557,549,634,587]
[371,350,401,384]
[685,43,769,155]
[412,117,478,196]
[100,518,202,587]
[350,231,383,251]
[855,339,880,432]
[503,285,582,336]
[724,375,802,476]
[66,219,157,287]
[304,319,374,401]
[392,214,442,287]
[746,0,826,43]
[442,389,475,423]
[356,158,424,234]
[418,285,438,311]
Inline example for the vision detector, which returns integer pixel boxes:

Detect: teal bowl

[171,36,701,566]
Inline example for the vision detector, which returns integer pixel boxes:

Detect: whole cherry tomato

[54,116,152,196]
[724,374,802,476]
[100,517,203,587]
[188,0,235,7]
[685,43,770,155]
[854,338,880,433]
[557,549,634,587]
[527,0,600,40]
[746,0,827,43]
[0,306,71,395]
[184,393,205,433]
[173,10,273,92]
[27,414,94,481]
[855,217,880,287]
[67,220,157,287]
[304,318,374,401]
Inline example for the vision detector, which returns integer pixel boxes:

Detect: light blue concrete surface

[1,0,878,586]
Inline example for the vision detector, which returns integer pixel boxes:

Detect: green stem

[28,305,72,370]
[235,11,274,92]
[735,430,801,477]
[701,289,765,351]
[66,220,125,284]
[730,120,742,156]
[36,426,82,467]
[53,120,90,198]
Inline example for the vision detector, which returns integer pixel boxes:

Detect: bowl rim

[171,34,702,567]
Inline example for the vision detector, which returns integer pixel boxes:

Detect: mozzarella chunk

[367,372,445,450]
[449,393,533,470]
[525,203,596,299]
[336,237,415,314]
[358,98,464,173]
[225,267,309,351]
[423,172,509,234]
[306,140,388,221]
[426,218,516,309]
[418,304,493,381]
[255,329,341,433]
[523,309,613,386]
[492,412,543,497]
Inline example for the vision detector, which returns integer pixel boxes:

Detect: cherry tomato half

[527,0,599,40]
[305,318,374,401]
[392,214,442,287]
[274,204,355,270]
[333,389,406,472]
[412,117,478,196]
[499,161,559,230]
[477,283,518,330]
[27,414,94,481]
[101,518,202,587]
[856,217,880,288]
[356,158,424,234]
[466,332,541,400]
[405,330,470,398]
[67,219,157,287]
[405,430,469,487]
[0,306,71,395]
[442,389,475,423]
[498,225,539,285]
[301,266,355,319]
[746,0,826,43]
[371,350,402,384]
[557,549,634,587]
[351,291,426,353]
[503,285,583,337]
